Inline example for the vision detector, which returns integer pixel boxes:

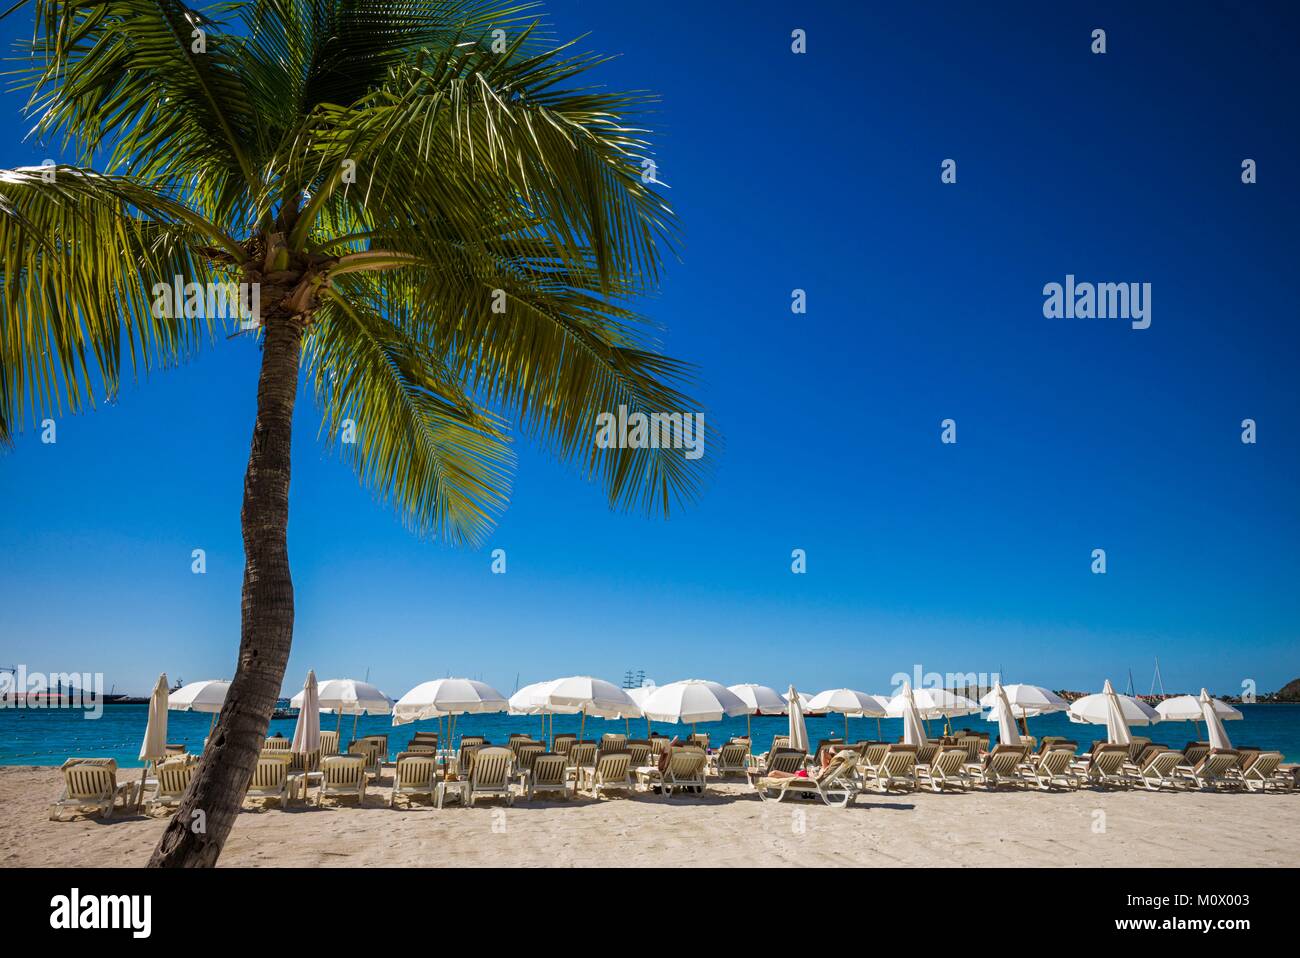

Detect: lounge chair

[319,730,340,756]
[143,758,196,815]
[49,759,136,821]
[1182,749,1243,791]
[867,744,918,792]
[566,742,597,781]
[625,741,652,768]
[1241,752,1292,793]
[687,733,709,751]
[515,743,546,778]
[964,744,1029,789]
[465,746,514,807]
[245,753,295,808]
[1135,749,1188,791]
[552,735,577,756]
[638,746,708,797]
[1126,736,1152,763]
[753,750,860,807]
[760,747,808,776]
[712,741,749,777]
[348,738,383,778]
[455,742,482,777]
[1179,741,1209,769]
[1237,748,1289,790]
[262,736,292,751]
[526,754,572,801]
[1071,743,1132,788]
[599,734,627,751]
[583,751,634,799]
[460,735,487,747]
[390,754,437,807]
[317,755,368,806]
[917,746,973,792]
[1025,745,1081,790]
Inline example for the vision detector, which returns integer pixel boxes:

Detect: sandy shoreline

[2,765,1296,867]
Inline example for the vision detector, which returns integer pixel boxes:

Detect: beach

[4,765,1296,868]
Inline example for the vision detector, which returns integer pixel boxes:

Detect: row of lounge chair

[745,738,1297,805]
[48,728,1297,820]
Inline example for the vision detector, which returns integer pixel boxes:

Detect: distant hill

[1276,678,1300,703]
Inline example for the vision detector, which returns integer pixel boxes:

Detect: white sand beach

[3,765,1296,868]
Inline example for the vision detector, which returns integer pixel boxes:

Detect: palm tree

[1,0,709,867]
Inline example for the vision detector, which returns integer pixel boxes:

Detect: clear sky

[2,2,1297,700]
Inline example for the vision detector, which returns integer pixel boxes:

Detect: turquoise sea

[3,702,1299,766]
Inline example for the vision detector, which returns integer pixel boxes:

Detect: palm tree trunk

[149,313,303,867]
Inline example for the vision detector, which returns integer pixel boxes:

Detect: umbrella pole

[747,713,752,752]
[579,710,586,742]
[877,716,882,739]
[352,711,360,746]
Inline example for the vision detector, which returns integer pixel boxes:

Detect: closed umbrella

[1199,688,1233,750]
[727,684,786,748]
[137,673,169,810]
[896,680,928,746]
[786,685,809,754]
[291,670,321,756]
[991,680,1020,746]
[807,687,886,740]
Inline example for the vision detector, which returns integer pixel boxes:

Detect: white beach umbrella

[979,684,1068,733]
[784,689,820,715]
[991,681,1021,747]
[393,678,508,778]
[727,683,786,746]
[291,670,321,757]
[291,678,392,715]
[541,675,640,740]
[393,678,508,724]
[896,680,928,747]
[1199,688,1234,750]
[139,673,170,763]
[728,683,787,714]
[640,680,748,731]
[887,686,979,735]
[807,687,887,740]
[1067,680,1160,739]
[623,686,655,738]
[169,679,229,713]
[169,678,230,733]
[291,677,392,741]
[786,685,810,754]
[1155,691,1242,723]
[508,680,571,745]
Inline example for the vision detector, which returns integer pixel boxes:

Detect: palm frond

[0,164,235,442]
[304,282,514,544]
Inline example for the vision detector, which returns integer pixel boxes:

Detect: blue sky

[2,1,1298,699]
